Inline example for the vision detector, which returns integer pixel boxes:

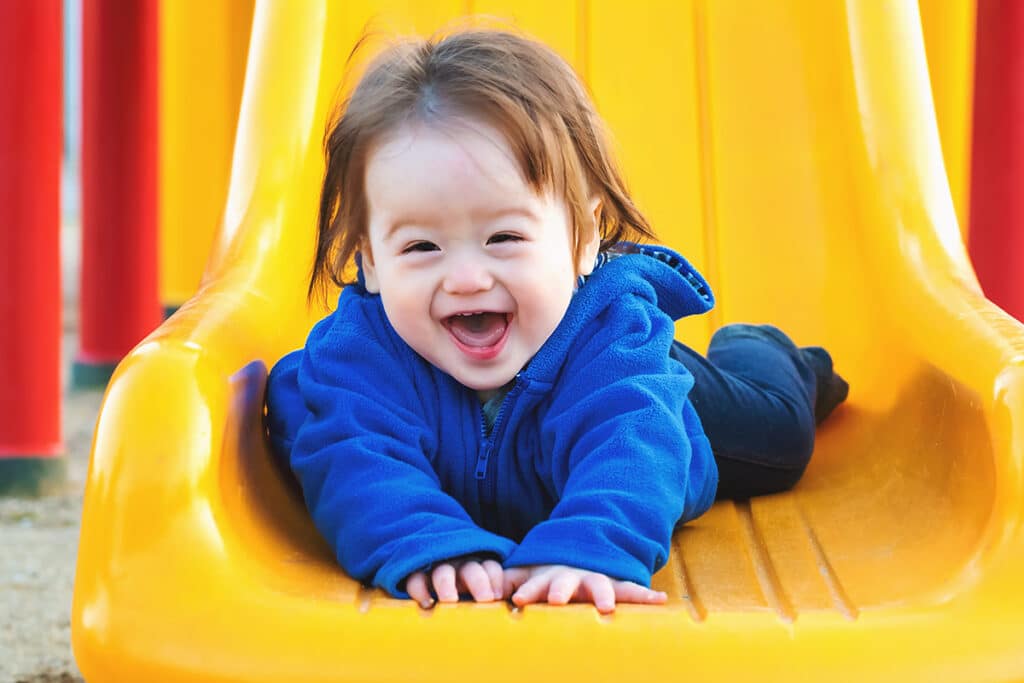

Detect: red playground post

[969,0,1024,321]
[0,0,65,494]
[76,0,162,387]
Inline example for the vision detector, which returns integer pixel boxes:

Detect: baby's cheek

[381,297,432,346]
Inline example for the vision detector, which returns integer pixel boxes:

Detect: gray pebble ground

[2,219,103,682]
[1,327,101,682]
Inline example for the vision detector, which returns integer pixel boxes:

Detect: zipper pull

[475,444,490,479]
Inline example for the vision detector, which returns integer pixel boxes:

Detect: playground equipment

[0,0,63,494]
[144,0,987,317]
[158,0,253,316]
[72,1,1024,681]
[968,0,1024,321]
[75,0,162,387]
[920,0,975,235]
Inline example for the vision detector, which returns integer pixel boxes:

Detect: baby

[265,29,848,614]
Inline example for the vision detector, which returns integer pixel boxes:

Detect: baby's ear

[576,196,602,277]
[359,246,381,293]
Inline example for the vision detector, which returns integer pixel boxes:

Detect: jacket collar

[522,243,714,385]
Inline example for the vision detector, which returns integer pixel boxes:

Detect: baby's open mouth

[443,312,511,349]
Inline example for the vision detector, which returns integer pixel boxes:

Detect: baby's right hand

[405,555,504,608]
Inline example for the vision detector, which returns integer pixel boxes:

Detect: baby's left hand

[503,564,667,614]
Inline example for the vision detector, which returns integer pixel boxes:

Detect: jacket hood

[521,243,714,385]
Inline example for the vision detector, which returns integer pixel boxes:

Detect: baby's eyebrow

[383,218,437,241]
[476,206,538,222]
[384,205,538,241]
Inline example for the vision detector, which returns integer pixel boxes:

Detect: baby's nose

[442,258,494,294]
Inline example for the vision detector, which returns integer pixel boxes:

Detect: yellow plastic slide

[72,1,1024,680]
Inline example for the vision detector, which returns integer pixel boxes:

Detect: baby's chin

[453,371,519,400]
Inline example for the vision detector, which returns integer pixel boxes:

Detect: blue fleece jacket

[265,244,718,598]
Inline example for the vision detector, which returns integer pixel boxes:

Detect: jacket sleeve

[265,305,517,598]
[502,292,718,586]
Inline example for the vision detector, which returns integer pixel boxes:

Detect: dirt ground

[0,327,101,682]
[2,218,101,682]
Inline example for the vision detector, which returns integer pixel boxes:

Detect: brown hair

[309,27,656,305]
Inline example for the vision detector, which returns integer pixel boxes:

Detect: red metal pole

[968,0,1024,321]
[0,0,65,493]
[77,0,161,387]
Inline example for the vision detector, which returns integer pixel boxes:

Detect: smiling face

[361,119,599,398]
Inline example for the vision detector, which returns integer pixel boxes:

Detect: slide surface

[73,2,1024,681]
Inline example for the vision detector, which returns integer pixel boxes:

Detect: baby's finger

[503,567,531,601]
[612,580,668,605]
[457,561,496,602]
[512,575,551,607]
[431,563,459,603]
[481,559,504,599]
[406,572,434,609]
[581,573,616,614]
[547,571,581,606]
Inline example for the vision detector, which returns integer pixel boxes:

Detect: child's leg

[670,324,848,499]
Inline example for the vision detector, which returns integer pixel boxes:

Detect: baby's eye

[402,241,439,254]
[487,233,522,245]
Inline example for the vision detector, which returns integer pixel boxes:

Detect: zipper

[473,374,533,533]
[474,416,492,480]
[474,374,526,482]
[474,375,527,534]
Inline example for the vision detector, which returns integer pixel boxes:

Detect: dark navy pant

[670,324,820,500]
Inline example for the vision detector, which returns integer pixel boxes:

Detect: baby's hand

[405,555,504,608]
[503,565,667,614]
